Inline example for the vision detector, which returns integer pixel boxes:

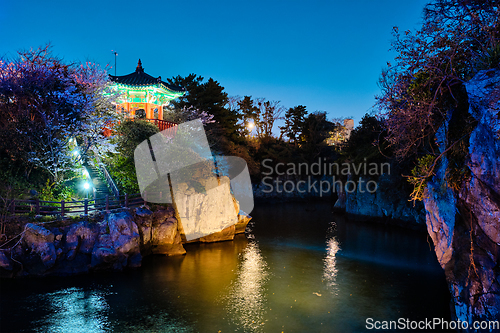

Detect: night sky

[1,0,428,125]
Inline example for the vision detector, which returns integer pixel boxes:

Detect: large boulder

[0,250,14,278]
[196,224,236,243]
[174,176,239,241]
[91,211,142,270]
[150,205,186,256]
[134,206,154,252]
[65,221,99,260]
[235,211,252,234]
[20,223,57,275]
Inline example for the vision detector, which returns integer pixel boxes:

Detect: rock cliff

[424,68,500,328]
[342,173,426,228]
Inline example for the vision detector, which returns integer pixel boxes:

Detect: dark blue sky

[1,0,428,126]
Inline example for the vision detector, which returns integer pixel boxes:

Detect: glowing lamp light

[83,182,90,190]
[72,150,80,157]
[247,122,255,130]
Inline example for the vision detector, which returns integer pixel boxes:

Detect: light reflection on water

[0,201,452,332]
[323,236,340,295]
[226,241,268,332]
[32,287,110,333]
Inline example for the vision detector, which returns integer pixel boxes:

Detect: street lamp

[83,181,91,199]
[247,122,255,137]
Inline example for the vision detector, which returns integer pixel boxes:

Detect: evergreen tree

[167,74,241,143]
[279,105,308,145]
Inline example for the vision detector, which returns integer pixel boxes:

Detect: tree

[0,45,119,185]
[343,114,388,164]
[166,74,241,144]
[377,0,500,160]
[238,96,260,136]
[279,105,308,144]
[74,61,121,160]
[166,73,204,110]
[301,111,336,146]
[257,99,284,138]
[164,105,215,125]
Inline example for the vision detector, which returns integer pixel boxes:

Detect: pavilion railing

[145,118,177,132]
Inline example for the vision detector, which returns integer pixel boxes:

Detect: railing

[93,155,120,199]
[145,118,177,132]
[1,192,149,218]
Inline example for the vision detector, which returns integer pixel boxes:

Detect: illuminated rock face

[424,68,500,328]
[174,176,239,242]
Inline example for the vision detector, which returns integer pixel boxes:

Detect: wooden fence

[1,192,151,218]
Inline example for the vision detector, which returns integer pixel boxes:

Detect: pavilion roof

[109,59,185,94]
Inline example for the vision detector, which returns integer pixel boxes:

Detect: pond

[0,201,452,332]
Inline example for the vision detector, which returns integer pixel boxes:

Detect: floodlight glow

[83,182,90,190]
[73,150,79,157]
[247,122,255,130]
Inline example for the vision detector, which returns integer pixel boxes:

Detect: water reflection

[1,202,452,332]
[33,287,110,333]
[323,235,341,295]
[227,241,269,332]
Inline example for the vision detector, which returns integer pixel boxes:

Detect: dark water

[0,201,452,332]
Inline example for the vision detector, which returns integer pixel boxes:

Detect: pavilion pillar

[159,105,164,120]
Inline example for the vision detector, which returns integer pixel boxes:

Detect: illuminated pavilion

[109,59,185,124]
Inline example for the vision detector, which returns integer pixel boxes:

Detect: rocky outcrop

[235,211,252,234]
[91,211,142,270]
[174,176,239,241]
[338,173,426,228]
[134,205,186,256]
[424,68,500,328]
[0,199,252,277]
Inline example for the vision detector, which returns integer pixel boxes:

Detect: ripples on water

[0,201,452,332]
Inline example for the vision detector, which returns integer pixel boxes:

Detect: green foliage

[107,154,139,193]
[38,179,77,203]
[115,119,159,153]
[38,180,57,201]
[106,119,160,193]
[408,155,435,201]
